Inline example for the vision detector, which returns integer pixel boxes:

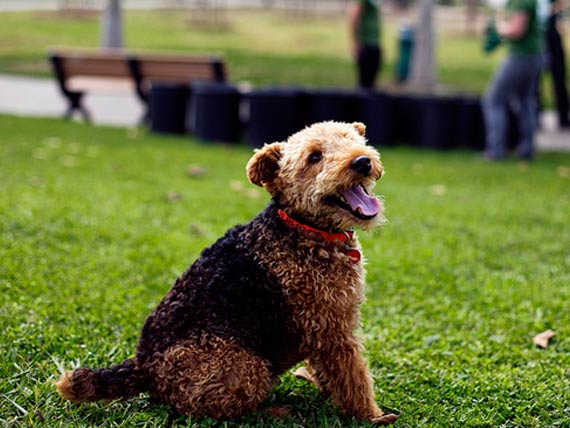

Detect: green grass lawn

[1,115,570,426]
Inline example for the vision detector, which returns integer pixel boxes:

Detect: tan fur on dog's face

[247,121,385,231]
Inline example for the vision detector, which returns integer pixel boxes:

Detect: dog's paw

[371,413,400,425]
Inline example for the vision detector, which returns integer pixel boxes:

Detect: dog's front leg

[309,337,398,425]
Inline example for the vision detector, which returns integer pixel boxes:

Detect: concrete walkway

[536,110,570,151]
[0,73,568,151]
[0,74,143,126]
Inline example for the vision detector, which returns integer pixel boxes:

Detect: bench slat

[68,77,135,93]
[62,58,131,78]
[139,62,218,82]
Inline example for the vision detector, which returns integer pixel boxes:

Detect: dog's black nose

[351,156,372,176]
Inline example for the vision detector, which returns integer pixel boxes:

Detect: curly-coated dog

[56,121,399,425]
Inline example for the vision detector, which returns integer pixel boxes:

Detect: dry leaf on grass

[189,224,204,237]
[230,180,246,192]
[165,192,183,202]
[230,180,260,198]
[533,329,556,348]
[293,366,317,383]
[556,166,570,179]
[430,184,447,196]
[245,189,261,199]
[187,165,207,178]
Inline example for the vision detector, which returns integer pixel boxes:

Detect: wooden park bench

[48,48,227,123]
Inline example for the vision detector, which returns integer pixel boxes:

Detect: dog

[56,121,399,425]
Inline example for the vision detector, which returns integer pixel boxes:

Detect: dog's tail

[56,358,146,403]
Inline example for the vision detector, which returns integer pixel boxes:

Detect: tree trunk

[465,0,479,36]
[408,0,437,90]
[100,0,123,49]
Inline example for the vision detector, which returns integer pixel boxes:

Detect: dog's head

[247,121,385,230]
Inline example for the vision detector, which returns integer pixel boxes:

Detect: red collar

[277,209,361,264]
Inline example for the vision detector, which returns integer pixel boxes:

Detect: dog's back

[137,202,304,375]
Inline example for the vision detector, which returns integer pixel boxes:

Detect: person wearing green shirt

[348,0,382,89]
[483,0,546,160]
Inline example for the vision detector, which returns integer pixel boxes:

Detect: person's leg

[547,21,570,126]
[357,46,380,89]
[357,48,366,88]
[376,46,383,85]
[514,54,545,159]
[483,57,518,159]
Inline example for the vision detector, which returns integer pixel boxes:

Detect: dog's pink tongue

[340,186,380,217]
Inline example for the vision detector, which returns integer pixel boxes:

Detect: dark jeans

[546,18,570,125]
[357,45,381,89]
[483,53,544,159]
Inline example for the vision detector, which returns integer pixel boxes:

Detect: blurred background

[1,0,567,98]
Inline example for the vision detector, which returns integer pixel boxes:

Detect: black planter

[392,93,422,145]
[359,91,396,146]
[305,89,361,124]
[245,87,307,147]
[457,96,486,150]
[417,96,459,150]
[149,82,190,135]
[191,83,241,143]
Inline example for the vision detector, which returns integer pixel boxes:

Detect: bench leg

[63,91,91,123]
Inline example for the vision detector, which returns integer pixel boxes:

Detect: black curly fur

[136,201,302,374]
[59,359,145,402]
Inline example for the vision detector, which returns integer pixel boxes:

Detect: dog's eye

[308,151,322,164]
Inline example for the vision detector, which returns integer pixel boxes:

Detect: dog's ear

[246,142,283,187]
[352,122,366,137]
